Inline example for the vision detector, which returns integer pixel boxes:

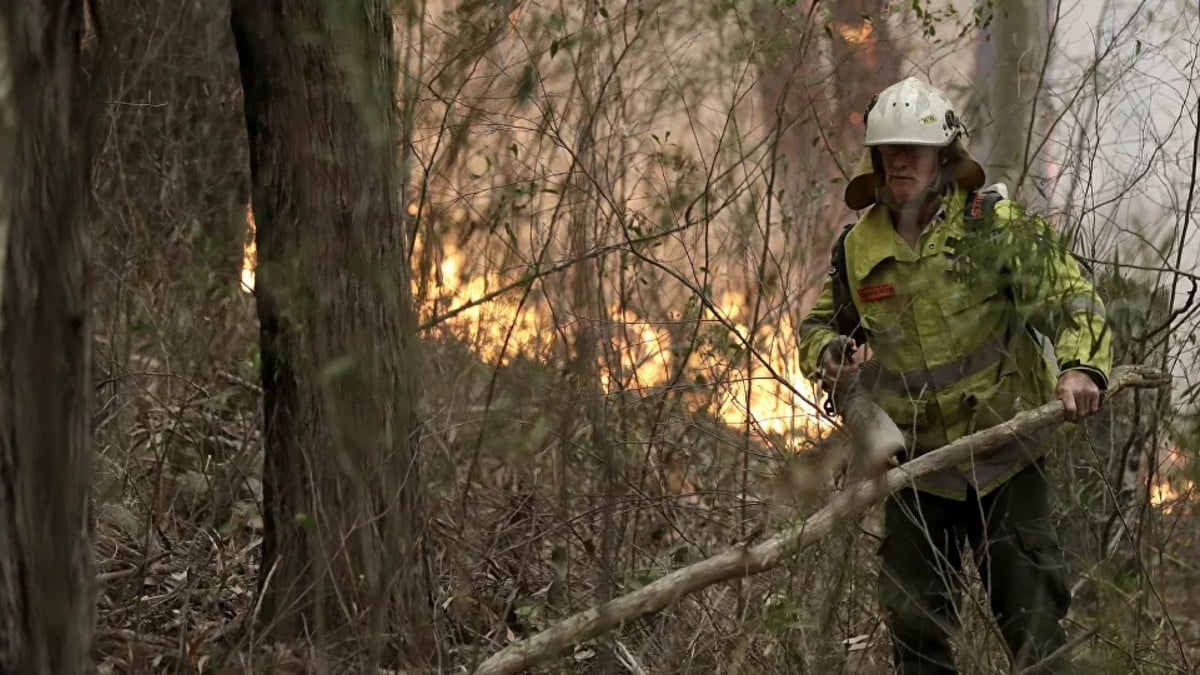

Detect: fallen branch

[471,364,1170,675]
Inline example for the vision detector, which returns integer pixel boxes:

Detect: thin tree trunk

[231,0,432,664]
[979,0,1047,195]
[752,0,902,309]
[0,2,99,673]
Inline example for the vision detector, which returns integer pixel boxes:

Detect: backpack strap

[962,183,1039,387]
[829,221,867,345]
[823,222,860,416]
[964,184,1007,235]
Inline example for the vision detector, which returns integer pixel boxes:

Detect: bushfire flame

[241,203,257,293]
[416,242,831,444]
[1150,444,1195,514]
[238,205,832,446]
[836,19,874,44]
[833,19,878,68]
[422,242,551,364]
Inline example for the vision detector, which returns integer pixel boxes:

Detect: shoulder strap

[830,222,867,345]
[964,184,1007,235]
[963,184,1037,383]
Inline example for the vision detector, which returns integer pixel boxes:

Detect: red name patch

[857,283,895,302]
[969,192,986,217]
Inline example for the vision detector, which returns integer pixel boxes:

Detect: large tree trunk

[230,0,432,663]
[0,2,98,673]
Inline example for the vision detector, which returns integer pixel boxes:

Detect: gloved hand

[819,335,861,390]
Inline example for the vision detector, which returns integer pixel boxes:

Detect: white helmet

[844,77,984,209]
[863,77,965,147]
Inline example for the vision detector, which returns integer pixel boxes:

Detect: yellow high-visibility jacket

[799,187,1112,499]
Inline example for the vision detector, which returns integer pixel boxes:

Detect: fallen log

[471,364,1170,675]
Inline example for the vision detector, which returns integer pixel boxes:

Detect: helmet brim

[842,137,985,210]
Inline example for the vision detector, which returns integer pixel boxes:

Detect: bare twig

[610,638,648,675]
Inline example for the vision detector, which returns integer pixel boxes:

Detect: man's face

[878,144,940,204]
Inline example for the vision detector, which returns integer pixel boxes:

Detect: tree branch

[471,363,1171,675]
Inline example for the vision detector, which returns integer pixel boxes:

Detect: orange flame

[241,203,257,293]
[600,308,675,393]
[1150,444,1195,514]
[422,242,552,363]
[240,213,832,448]
[832,19,878,68]
[410,247,832,446]
[836,19,874,44]
[700,291,832,441]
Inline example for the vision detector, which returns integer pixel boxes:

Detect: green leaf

[550,39,559,59]
[598,5,608,18]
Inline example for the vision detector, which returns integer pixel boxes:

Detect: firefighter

[798,77,1111,673]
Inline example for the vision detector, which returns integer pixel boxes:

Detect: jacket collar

[847,187,968,281]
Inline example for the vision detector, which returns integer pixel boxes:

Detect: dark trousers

[878,462,1071,674]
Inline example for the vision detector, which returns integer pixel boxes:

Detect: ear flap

[945,136,985,192]
[843,150,878,210]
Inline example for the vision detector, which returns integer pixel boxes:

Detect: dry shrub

[91,0,262,671]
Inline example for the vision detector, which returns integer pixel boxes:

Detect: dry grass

[92,317,889,673]
[92,309,1200,673]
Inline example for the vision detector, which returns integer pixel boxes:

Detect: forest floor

[91,315,1200,674]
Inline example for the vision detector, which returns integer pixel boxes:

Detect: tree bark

[0,3,99,673]
[472,364,1170,675]
[231,0,432,662]
[978,0,1047,197]
[752,0,903,310]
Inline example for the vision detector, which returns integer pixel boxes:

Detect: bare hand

[1056,370,1101,423]
[820,336,860,389]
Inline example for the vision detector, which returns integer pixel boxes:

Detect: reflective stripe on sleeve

[1062,293,1105,319]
